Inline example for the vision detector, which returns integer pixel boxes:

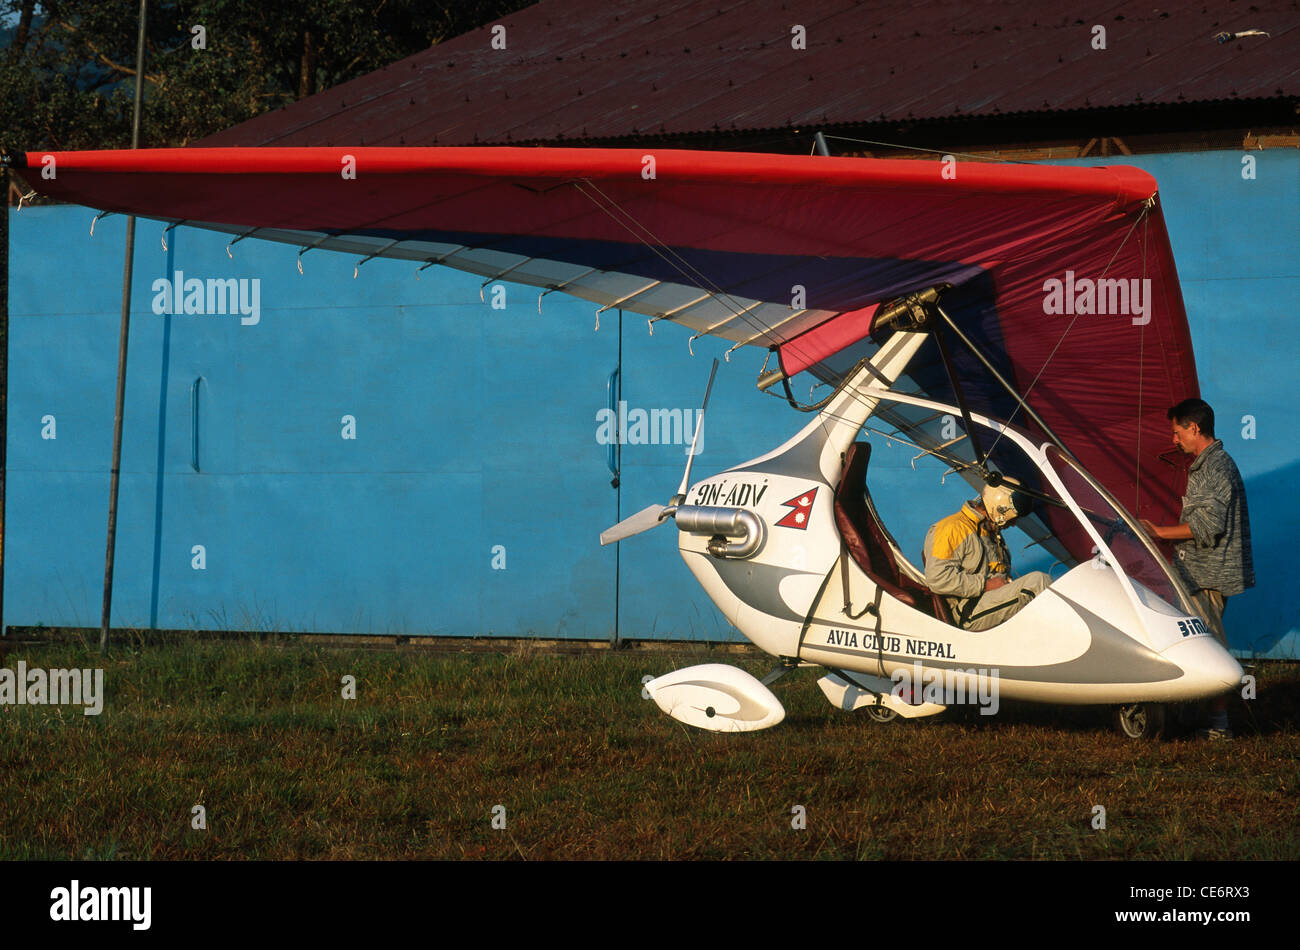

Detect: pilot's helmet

[981,476,1031,527]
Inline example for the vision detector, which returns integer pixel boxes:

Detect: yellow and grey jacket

[923,502,1010,617]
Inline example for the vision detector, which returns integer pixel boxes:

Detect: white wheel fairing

[644,664,785,732]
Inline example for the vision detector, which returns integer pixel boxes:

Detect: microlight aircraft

[10,146,1242,738]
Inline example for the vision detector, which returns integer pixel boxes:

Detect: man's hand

[985,575,1008,592]
[1140,519,1193,542]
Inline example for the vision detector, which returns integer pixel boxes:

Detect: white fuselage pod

[677,331,929,661]
[799,559,1241,705]
[676,340,1243,707]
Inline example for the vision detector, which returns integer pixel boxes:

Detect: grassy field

[1,635,1297,860]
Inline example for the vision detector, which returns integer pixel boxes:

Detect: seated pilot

[923,478,1050,631]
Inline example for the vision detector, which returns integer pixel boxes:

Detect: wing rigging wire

[574,178,997,451]
[819,134,1038,165]
[557,162,1166,521]
[1134,210,1151,513]
[815,133,1167,497]
[568,178,760,339]
[568,177,872,375]
[262,151,1158,497]
[751,187,1161,523]
[977,198,1157,463]
[569,176,986,446]
[366,151,1165,574]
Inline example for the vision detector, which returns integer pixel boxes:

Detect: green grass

[0,637,1296,860]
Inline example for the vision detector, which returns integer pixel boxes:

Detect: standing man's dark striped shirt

[1173,438,1254,598]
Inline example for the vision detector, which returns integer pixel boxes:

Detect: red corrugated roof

[200,0,1300,147]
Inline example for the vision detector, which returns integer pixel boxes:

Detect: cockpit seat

[833,441,936,615]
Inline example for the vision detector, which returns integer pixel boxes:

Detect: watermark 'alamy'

[891,661,1000,715]
[151,270,260,325]
[596,403,702,455]
[1041,270,1151,326]
[50,880,150,930]
[0,661,103,716]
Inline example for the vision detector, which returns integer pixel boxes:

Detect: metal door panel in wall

[6,208,618,637]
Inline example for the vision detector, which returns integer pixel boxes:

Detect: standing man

[1141,398,1253,739]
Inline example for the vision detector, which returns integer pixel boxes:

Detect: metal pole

[1,167,8,640]
[612,309,621,646]
[100,0,148,654]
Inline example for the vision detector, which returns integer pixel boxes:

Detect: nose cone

[1161,637,1244,698]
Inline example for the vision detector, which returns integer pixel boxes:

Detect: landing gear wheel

[865,703,898,723]
[1115,702,1166,739]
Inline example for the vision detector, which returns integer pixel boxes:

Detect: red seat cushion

[834,442,933,613]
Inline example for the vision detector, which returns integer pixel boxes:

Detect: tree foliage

[1,0,536,150]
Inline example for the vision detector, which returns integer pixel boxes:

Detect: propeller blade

[600,504,671,545]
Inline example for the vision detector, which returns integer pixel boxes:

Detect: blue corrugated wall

[5,149,1298,655]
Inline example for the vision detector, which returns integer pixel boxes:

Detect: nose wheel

[865,703,899,723]
[1114,702,1166,739]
